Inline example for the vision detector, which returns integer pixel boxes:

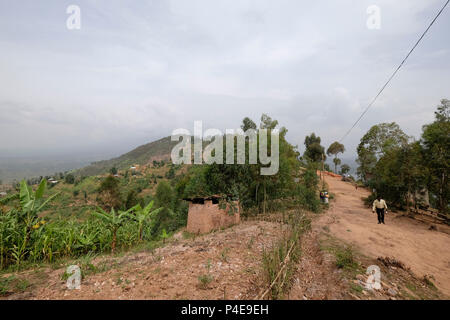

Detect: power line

[339,0,449,142]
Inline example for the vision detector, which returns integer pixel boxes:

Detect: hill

[74,136,177,177]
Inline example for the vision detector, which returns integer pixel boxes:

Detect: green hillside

[74,136,177,177]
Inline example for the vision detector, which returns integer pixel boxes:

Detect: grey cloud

[0,0,448,161]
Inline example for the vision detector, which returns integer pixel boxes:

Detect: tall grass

[261,209,310,299]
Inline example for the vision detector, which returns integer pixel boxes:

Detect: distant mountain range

[0,156,92,183]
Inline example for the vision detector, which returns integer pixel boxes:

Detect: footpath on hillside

[290,175,450,298]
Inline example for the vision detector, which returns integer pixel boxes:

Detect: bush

[65,174,75,184]
[335,247,358,270]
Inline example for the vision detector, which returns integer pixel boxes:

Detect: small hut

[184,195,240,234]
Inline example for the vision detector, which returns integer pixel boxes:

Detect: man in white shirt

[372,196,388,224]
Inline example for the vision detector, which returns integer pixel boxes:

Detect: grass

[197,259,214,289]
[403,280,440,300]
[422,275,437,291]
[350,283,364,294]
[320,234,362,275]
[0,275,30,296]
[197,274,214,289]
[335,247,358,270]
[182,231,196,240]
[60,253,118,282]
[261,210,310,300]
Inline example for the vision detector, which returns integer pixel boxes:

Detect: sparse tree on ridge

[327,142,345,173]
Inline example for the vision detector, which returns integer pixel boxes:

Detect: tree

[65,173,75,184]
[241,117,257,131]
[332,158,342,173]
[165,165,175,179]
[110,167,118,175]
[98,176,122,210]
[371,141,427,211]
[327,142,345,173]
[184,115,310,214]
[340,164,351,175]
[152,181,176,235]
[304,133,326,163]
[260,114,278,130]
[421,99,449,212]
[357,123,409,182]
[125,189,139,210]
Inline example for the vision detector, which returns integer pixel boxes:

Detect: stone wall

[186,200,240,234]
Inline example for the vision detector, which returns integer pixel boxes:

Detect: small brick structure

[184,195,240,234]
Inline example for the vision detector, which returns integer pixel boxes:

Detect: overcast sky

[1,0,449,162]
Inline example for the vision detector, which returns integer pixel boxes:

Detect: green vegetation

[197,274,213,289]
[320,235,363,279]
[304,133,326,163]
[0,275,30,296]
[335,247,358,270]
[75,137,178,177]
[357,99,449,213]
[198,259,214,289]
[0,113,323,274]
[180,114,321,214]
[261,210,310,299]
[340,164,351,175]
[0,174,185,271]
[327,142,345,174]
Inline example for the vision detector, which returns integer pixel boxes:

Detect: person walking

[372,196,388,224]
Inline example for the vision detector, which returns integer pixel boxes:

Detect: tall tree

[356,122,409,182]
[421,99,449,212]
[332,158,342,174]
[304,133,326,163]
[327,142,345,173]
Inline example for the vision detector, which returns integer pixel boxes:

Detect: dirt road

[322,175,450,296]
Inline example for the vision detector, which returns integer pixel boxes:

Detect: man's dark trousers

[376,208,385,223]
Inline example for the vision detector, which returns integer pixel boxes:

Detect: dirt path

[322,175,450,296]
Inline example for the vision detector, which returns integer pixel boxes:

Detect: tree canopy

[357,100,449,213]
[304,133,326,163]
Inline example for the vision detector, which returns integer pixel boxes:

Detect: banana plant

[2,179,59,257]
[6,179,60,222]
[91,206,138,253]
[132,201,163,241]
[75,229,99,253]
